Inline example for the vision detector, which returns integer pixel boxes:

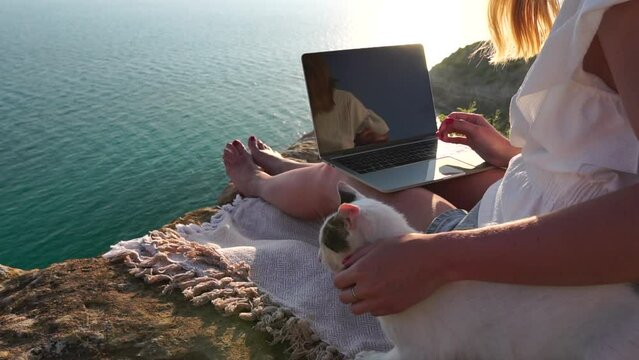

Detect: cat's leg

[223,140,454,227]
[247,136,313,175]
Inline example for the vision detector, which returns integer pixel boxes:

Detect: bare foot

[247,136,311,175]
[223,140,270,197]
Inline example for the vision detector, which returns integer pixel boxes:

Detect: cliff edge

[0,135,319,360]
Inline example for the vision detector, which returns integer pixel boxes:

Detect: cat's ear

[337,203,360,229]
[337,181,362,204]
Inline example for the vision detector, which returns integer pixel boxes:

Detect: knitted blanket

[103,196,391,359]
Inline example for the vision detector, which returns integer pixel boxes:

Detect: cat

[319,182,639,360]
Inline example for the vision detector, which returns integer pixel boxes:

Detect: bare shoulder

[598,0,639,61]
[598,0,639,62]
[598,0,639,138]
[599,0,639,35]
[607,0,639,14]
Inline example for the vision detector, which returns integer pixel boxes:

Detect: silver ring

[351,286,359,302]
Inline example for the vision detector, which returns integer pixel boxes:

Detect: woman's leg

[247,136,314,174]
[246,135,504,210]
[223,140,455,231]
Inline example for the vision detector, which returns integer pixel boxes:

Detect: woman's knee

[317,164,347,190]
[304,163,342,205]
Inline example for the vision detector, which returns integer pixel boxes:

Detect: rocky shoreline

[0,134,320,360]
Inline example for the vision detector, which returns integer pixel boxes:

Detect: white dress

[477,0,639,226]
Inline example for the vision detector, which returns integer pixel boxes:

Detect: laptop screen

[302,44,437,156]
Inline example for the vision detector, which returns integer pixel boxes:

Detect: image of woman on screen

[303,54,389,153]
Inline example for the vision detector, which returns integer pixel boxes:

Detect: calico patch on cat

[320,215,351,253]
[320,183,363,254]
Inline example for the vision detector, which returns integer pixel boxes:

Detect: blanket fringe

[104,226,345,360]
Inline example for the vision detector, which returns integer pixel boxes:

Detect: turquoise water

[0,0,377,269]
[1,0,468,270]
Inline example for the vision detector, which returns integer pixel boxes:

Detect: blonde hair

[487,0,560,63]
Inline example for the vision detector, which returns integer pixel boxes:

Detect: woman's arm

[454,0,639,288]
[449,182,639,286]
[334,3,639,316]
[334,182,639,316]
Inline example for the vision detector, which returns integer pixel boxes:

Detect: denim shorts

[425,204,480,233]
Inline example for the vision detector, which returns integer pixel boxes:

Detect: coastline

[0,133,320,359]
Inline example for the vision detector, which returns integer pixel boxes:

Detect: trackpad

[355,156,491,193]
[440,164,466,175]
[433,157,478,179]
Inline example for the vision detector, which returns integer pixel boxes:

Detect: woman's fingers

[446,118,477,135]
[338,283,388,316]
[350,298,398,316]
[439,119,477,147]
[333,266,357,290]
[448,112,488,126]
[334,243,376,290]
[440,134,471,146]
[342,243,374,267]
[338,285,365,304]
[338,287,381,315]
[350,299,377,315]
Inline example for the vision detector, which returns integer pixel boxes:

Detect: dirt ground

[0,258,288,359]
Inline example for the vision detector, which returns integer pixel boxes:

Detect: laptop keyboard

[334,139,438,174]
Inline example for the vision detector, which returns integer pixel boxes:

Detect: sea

[0,0,482,269]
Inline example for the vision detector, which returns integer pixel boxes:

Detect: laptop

[301,44,491,193]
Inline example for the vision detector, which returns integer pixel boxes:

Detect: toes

[231,139,250,157]
[248,135,270,151]
[223,143,237,165]
[224,142,235,155]
[223,140,248,164]
[257,139,270,150]
[247,136,259,152]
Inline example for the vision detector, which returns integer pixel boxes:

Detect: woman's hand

[437,112,521,168]
[333,232,456,316]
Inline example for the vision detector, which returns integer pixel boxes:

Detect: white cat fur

[319,183,639,360]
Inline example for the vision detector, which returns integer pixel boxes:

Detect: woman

[223,0,639,316]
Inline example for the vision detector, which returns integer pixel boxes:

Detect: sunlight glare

[344,0,490,67]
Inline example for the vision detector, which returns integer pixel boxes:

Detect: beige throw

[104,196,391,359]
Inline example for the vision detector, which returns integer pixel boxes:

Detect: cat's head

[318,182,407,272]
